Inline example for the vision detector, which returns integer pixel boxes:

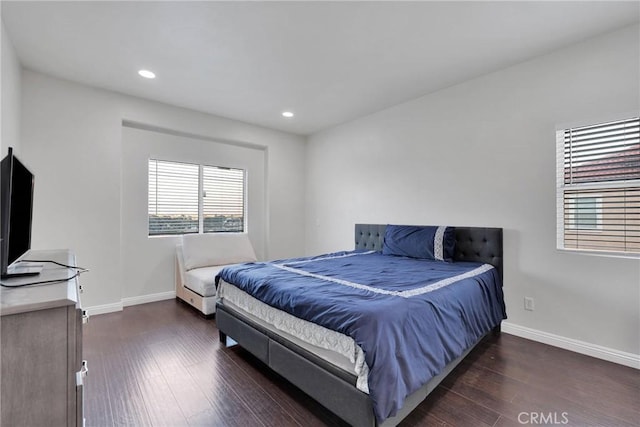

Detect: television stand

[1,261,43,280]
[1,249,86,427]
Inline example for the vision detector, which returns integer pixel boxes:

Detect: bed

[215,224,505,426]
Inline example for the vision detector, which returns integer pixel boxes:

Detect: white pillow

[182,233,257,270]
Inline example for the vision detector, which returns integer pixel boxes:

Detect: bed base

[216,224,503,426]
[217,303,496,427]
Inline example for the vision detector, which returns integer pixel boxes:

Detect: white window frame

[148,158,247,236]
[556,114,640,257]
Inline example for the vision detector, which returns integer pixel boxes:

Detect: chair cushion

[182,233,257,270]
[184,265,227,297]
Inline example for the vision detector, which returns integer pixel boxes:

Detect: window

[148,159,245,236]
[556,116,640,255]
[148,160,199,235]
[203,166,245,233]
[565,195,601,230]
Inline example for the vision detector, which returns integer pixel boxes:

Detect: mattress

[218,279,370,393]
[184,265,227,297]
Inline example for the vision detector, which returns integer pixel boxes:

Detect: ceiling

[2,1,639,136]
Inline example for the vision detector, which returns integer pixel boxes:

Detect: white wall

[20,70,306,310]
[306,25,640,360]
[1,19,21,156]
[121,125,266,301]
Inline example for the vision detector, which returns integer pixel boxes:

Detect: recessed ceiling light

[138,69,156,79]
[282,111,294,118]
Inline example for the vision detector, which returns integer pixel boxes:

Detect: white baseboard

[122,290,176,307]
[84,291,176,316]
[502,322,640,369]
[85,301,123,316]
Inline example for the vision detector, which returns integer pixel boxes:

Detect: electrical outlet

[524,297,535,311]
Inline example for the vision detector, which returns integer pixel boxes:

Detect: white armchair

[176,233,257,315]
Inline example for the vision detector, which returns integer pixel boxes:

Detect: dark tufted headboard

[354,224,503,281]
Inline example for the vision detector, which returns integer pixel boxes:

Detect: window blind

[148,160,199,235]
[557,117,640,254]
[203,166,245,233]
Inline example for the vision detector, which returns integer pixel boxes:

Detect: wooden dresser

[0,250,87,427]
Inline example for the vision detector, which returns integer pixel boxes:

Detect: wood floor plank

[440,368,525,421]
[222,345,346,426]
[136,373,190,427]
[83,300,640,427]
[520,357,640,424]
[185,363,266,427]
[82,351,116,427]
[397,406,451,426]
[147,340,217,420]
[512,382,639,427]
[100,345,154,426]
[492,415,524,427]
[186,358,273,427]
[416,386,500,427]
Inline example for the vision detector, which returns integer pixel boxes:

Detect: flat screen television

[1,147,40,279]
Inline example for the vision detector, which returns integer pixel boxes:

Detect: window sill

[557,248,640,260]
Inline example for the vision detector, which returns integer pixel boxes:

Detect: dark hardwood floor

[83,299,639,426]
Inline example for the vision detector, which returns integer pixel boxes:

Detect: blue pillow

[382,225,456,261]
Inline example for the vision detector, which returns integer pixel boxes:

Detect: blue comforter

[217,251,506,422]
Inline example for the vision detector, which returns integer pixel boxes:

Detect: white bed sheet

[218,279,370,393]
